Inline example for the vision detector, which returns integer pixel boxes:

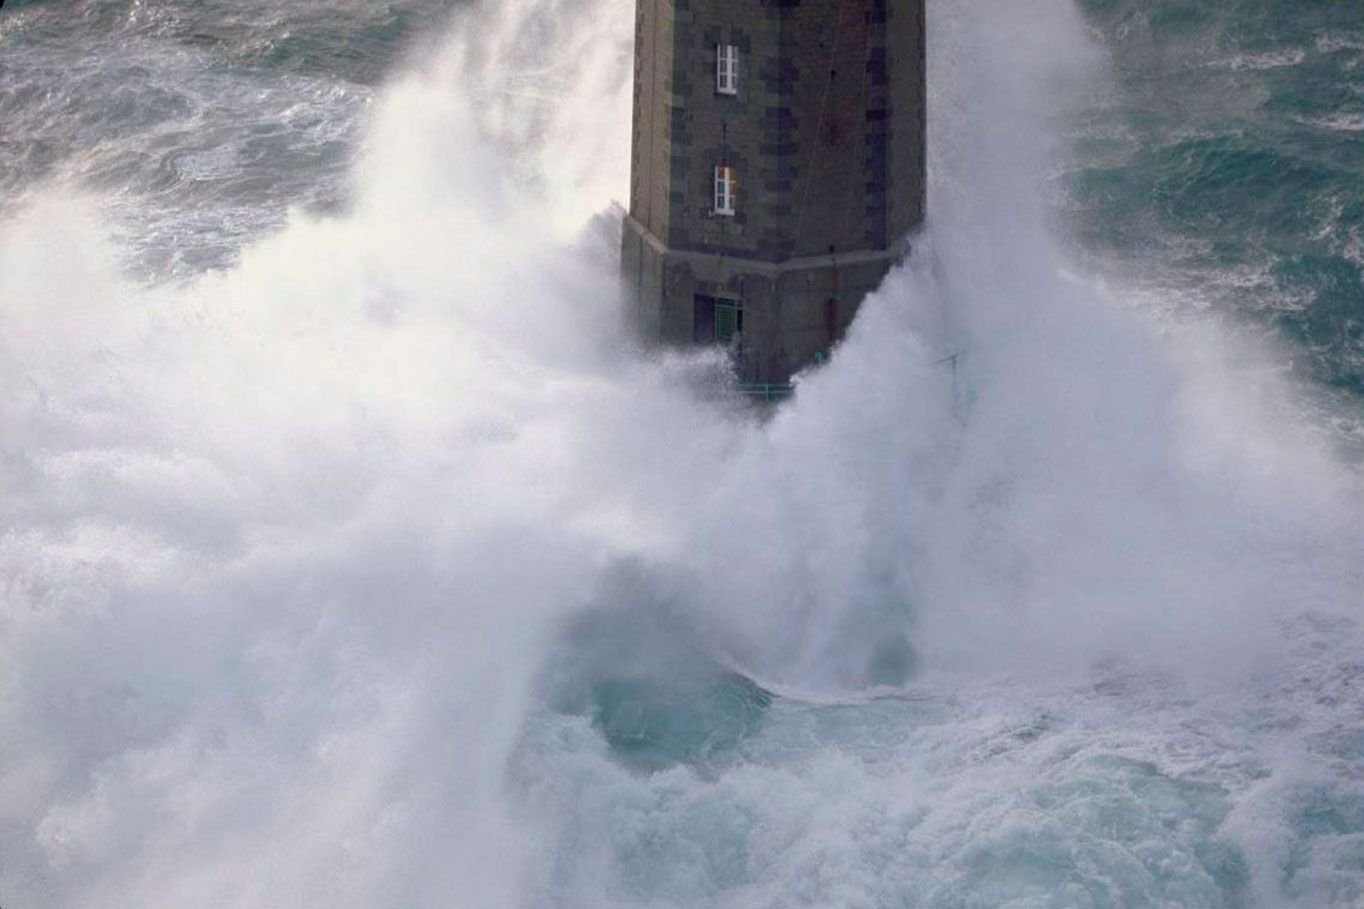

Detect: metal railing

[737,382,794,402]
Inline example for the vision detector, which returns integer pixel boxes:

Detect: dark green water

[1068,0,1364,397]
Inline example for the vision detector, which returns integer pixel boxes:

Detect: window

[716,44,739,95]
[715,300,743,344]
[714,165,736,216]
[693,295,743,345]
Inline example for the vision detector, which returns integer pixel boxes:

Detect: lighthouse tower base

[622,214,911,386]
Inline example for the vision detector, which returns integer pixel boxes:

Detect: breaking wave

[0,0,1361,906]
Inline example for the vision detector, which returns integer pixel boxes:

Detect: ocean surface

[1,1,1362,907]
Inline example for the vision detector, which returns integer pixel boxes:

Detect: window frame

[714,300,743,344]
[716,43,739,96]
[713,164,736,216]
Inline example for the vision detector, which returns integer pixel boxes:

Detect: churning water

[1,0,1362,907]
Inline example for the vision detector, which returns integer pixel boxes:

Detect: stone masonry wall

[624,0,926,384]
[629,0,677,245]
[887,0,927,238]
[781,0,885,258]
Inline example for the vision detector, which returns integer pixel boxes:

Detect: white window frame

[714,165,736,216]
[716,44,739,96]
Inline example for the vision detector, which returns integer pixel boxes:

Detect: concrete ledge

[623,214,913,279]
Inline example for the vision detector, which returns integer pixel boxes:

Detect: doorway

[693,295,743,345]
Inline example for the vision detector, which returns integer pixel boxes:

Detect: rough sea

[1,1,1362,907]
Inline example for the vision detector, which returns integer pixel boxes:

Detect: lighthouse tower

[621,0,926,386]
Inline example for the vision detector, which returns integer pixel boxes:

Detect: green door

[715,301,742,344]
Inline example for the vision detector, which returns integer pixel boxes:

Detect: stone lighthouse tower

[621,0,926,387]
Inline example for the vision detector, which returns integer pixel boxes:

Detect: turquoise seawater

[1068,0,1364,399]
